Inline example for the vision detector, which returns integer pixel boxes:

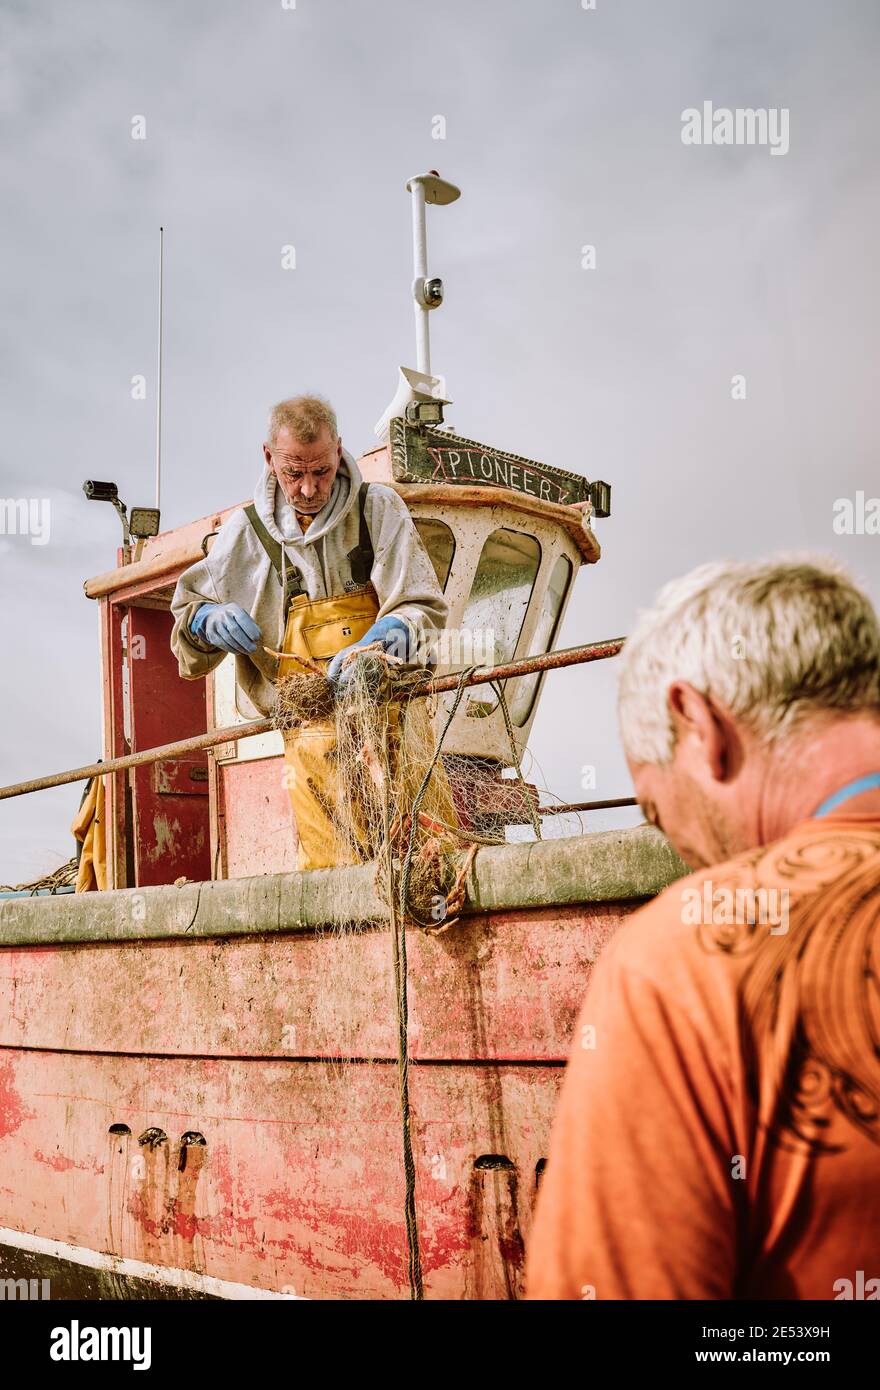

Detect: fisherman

[170,395,448,869]
[527,557,880,1299]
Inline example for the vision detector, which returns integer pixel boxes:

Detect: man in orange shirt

[527,558,880,1300]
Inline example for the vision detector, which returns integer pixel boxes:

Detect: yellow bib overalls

[245,489,457,872]
[279,582,381,869]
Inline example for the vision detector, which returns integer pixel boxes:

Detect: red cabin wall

[127,608,211,888]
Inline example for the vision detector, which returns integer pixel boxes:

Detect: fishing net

[0,857,78,895]
[271,653,556,930]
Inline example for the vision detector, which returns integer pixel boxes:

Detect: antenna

[405,171,460,376]
[373,172,460,440]
[80,230,164,555]
[155,225,164,511]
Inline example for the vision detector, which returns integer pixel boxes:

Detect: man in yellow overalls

[171,394,451,869]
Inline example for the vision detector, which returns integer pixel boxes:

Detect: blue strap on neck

[813,773,880,818]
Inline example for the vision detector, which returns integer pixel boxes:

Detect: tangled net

[271,672,336,727]
[271,653,555,930]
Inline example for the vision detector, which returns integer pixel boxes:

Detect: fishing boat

[0,173,685,1300]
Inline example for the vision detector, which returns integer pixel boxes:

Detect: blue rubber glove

[326,615,412,688]
[191,602,261,655]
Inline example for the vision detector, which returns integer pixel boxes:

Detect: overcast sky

[1,0,878,881]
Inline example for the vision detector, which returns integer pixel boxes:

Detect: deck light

[82,481,162,549]
[129,507,161,539]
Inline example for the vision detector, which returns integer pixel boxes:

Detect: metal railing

[0,637,633,808]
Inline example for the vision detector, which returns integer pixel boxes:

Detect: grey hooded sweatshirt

[170,450,448,716]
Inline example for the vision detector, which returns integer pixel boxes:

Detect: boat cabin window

[460,527,541,716]
[510,553,573,726]
[414,518,456,590]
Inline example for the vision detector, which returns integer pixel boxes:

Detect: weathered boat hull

[0,828,684,1299]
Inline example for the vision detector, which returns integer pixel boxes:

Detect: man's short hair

[618,557,880,765]
[268,395,338,446]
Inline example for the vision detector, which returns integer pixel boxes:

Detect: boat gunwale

[0,826,684,948]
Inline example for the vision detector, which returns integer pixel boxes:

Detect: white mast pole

[409,179,430,375]
[373,174,459,440]
[155,225,164,511]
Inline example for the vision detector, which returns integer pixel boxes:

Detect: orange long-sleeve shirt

[526,814,880,1300]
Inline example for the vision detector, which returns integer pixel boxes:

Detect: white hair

[268,394,338,446]
[618,556,880,765]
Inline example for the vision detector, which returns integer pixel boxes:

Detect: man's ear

[262,443,272,468]
[667,681,732,781]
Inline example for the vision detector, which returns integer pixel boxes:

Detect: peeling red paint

[0,896,630,1297]
[126,1189,295,1257]
[34,1149,104,1175]
[0,1057,30,1137]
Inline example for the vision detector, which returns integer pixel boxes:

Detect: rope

[386,667,476,1300]
[0,857,78,895]
[371,666,539,1299]
[383,706,420,1299]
